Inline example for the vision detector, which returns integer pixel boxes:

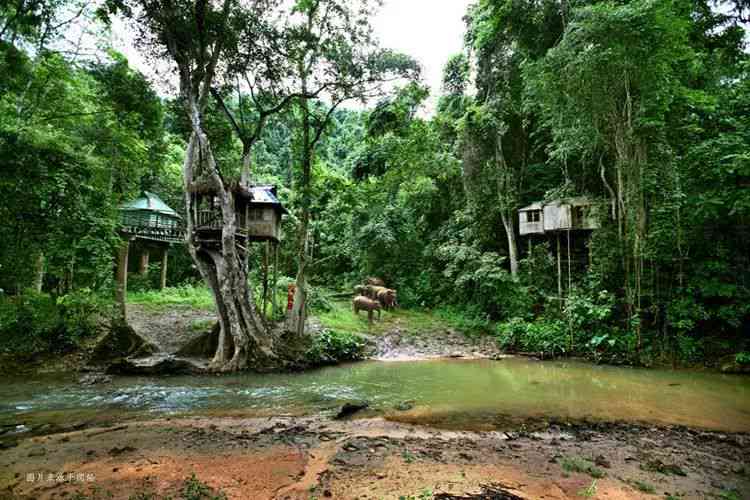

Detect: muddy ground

[2,307,747,499]
[127,304,215,356]
[0,415,747,500]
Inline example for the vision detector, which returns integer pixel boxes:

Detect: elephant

[377,288,398,310]
[353,295,381,322]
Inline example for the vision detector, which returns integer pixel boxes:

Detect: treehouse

[116,191,185,319]
[518,197,601,236]
[188,183,287,244]
[188,182,287,318]
[518,197,604,298]
[119,191,184,243]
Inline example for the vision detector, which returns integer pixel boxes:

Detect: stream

[2,357,749,433]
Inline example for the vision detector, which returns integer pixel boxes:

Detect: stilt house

[116,191,184,319]
[518,197,604,297]
[518,197,601,236]
[189,183,287,245]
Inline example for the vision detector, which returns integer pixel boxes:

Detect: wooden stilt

[556,232,562,300]
[116,238,131,321]
[567,229,572,292]
[139,247,150,275]
[160,247,168,290]
[262,240,269,318]
[271,242,279,318]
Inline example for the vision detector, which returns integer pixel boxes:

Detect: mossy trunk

[182,101,278,372]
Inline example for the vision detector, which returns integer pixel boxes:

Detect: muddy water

[1,358,749,432]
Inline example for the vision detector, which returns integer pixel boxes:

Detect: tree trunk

[116,239,130,322]
[160,248,168,290]
[500,210,519,280]
[290,77,313,337]
[182,99,276,372]
[32,252,44,293]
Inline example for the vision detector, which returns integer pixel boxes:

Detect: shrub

[496,317,569,358]
[307,329,366,364]
[735,352,750,365]
[57,288,107,342]
[307,285,333,312]
[435,305,493,335]
[0,290,103,356]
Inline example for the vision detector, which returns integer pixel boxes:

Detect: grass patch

[578,479,598,498]
[128,285,215,311]
[641,459,686,476]
[630,479,656,494]
[181,473,227,500]
[401,450,416,464]
[190,318,215,332]
[718,489,742,500]
[560,456,606,479]
[316,300,463,338]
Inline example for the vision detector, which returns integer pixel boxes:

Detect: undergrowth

[128,285,215,311]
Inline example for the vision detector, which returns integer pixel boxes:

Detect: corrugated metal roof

[519,202,543,211]
[250,185,288,214]
[520,197,595,211]
[120,191,182,219]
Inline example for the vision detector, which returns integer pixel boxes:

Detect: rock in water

[89,323,157,364]
[394,401,414,412]
[335,402,369,419]
[175,323,219,358]
[78,373,113,386]
[105,355,207,375]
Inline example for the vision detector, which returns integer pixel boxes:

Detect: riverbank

[1,415,747,499]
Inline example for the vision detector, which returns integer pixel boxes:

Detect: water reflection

[1,358,748,431]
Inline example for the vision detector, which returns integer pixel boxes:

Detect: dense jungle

[1,0,749,499]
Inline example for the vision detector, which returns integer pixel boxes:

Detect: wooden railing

[196,209,222,229]
[120,225,184,243]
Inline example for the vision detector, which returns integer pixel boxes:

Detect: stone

[334,402,369,420]
[106,355,206,375]
[78,373,112,386]
[89,323,157,363]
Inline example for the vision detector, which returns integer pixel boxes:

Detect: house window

[573,206,586,226]
[526,210,541,223]
[250,208,264,221]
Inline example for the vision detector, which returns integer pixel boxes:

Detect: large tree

[459,0,563,280]
[128,0,415,370]
[285,0,420,336]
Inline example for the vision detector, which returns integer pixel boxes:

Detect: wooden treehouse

[116,191,185,318]
[187,182,288,316]
[519,197,600,236]
[518,197,605,296]
[188,183,287,246]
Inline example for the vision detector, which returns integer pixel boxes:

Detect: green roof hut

[119,191,183,243]
[115,192,184,319]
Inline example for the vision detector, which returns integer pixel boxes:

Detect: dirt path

[1,416,747,500]
[126,304,501,362]
[127,304,216,355]
[372,327,502,361]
